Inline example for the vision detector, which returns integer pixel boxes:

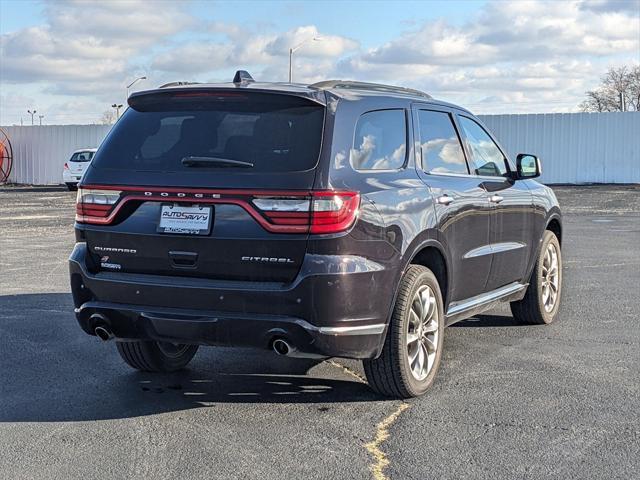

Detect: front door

[456,115,534,291]
[413,107,493,304]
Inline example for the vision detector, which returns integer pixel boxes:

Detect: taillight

[73,185,359,233]
[253,191,360,234]
[64,163,69,170]
[75,187,122,224]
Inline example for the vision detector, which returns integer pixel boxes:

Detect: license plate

[157,204,212,235]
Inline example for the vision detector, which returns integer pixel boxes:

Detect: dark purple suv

[69,72,563,398]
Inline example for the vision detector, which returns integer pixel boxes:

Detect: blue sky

[0,0,638,124]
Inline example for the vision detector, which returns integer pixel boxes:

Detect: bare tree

[99,110,116,125]
[580,65,640,112]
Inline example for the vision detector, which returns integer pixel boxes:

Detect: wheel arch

[373,238,451,359]
[546,213,562,245]
[408,242,450,309]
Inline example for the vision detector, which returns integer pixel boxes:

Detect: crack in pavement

[324,359,367,384]
[324,360,412,480]
[364,403,410,480]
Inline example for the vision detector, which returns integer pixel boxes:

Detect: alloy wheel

[407,285,440,381]
[541,242,559,312]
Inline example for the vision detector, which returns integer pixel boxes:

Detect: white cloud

[150,24,358,79]
[334,1,639,112]
[264,25,358,58]
[152,43,234,74]
[0,0,638,124]
[1,0,192,90]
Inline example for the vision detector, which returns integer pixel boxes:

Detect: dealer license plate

[157,204,212,235]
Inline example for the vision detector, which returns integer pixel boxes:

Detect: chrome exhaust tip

[90,313,113,341]
[272,338,291,356]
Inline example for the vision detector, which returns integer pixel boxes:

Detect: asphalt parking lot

[0,185,638,479]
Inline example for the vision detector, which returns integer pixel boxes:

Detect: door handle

[436,194,453,205]
[488,194,504,204]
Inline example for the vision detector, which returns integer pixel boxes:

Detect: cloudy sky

[1,0,638,125]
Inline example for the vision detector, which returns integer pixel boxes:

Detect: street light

[111,104,124,120]
[27,109,37,126]
[38,115,44,126]
[288,37,322,83]
[126,76,147,99]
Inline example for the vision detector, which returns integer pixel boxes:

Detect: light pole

[38,115,44,126]
[27,109,36,125]
[111,104,123,120]
[288,37,322,83]
[126,76,147,99]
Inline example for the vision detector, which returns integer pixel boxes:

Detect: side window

[457,116,508,177]
[417,110,468,175]
[351,109,406,170]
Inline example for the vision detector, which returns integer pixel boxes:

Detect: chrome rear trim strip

[300,323,386,336]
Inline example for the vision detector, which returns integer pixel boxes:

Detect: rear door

[79,90,326,283]
[412,107,493,303]
[456,115,534,290]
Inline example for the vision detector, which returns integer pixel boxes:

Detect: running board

[445,282,528,325]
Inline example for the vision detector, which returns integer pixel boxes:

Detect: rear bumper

[69,243,398,359]
[63,170,82,183]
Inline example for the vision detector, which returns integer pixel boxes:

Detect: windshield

[92,92,325,173]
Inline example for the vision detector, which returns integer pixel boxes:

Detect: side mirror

[516,153,541,179]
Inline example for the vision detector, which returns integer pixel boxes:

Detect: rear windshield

[70,151,94,162]
[92,91,325,173]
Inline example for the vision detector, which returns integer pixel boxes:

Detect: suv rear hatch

[77,88,341,283]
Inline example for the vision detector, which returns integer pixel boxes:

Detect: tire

[511,230,562,325]
[116,340,198,372]
[66,183,78,191]
[364,265,445,398]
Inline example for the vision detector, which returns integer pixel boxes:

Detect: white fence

[3,124,112,185]
[479,112,640,184]
[2,112,639,185]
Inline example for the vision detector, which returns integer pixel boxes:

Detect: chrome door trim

[463,241,526,259]
[491,241,526,255]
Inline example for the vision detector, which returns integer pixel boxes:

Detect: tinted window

[70,151,94,162]
[92,92,324,173]
[458,116,507,177]
[351,110,406,170]
[417,110,467,174]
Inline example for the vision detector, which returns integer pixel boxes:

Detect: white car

[63,148,97,190]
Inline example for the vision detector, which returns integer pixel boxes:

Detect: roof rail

[310,80,432,99]
[158,81,201,88]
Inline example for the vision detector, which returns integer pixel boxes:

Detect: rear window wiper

[181,156,254,168]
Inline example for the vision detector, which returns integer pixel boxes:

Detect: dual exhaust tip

[91,315,297,355]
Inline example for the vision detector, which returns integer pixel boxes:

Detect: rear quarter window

[350,109,407,170]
